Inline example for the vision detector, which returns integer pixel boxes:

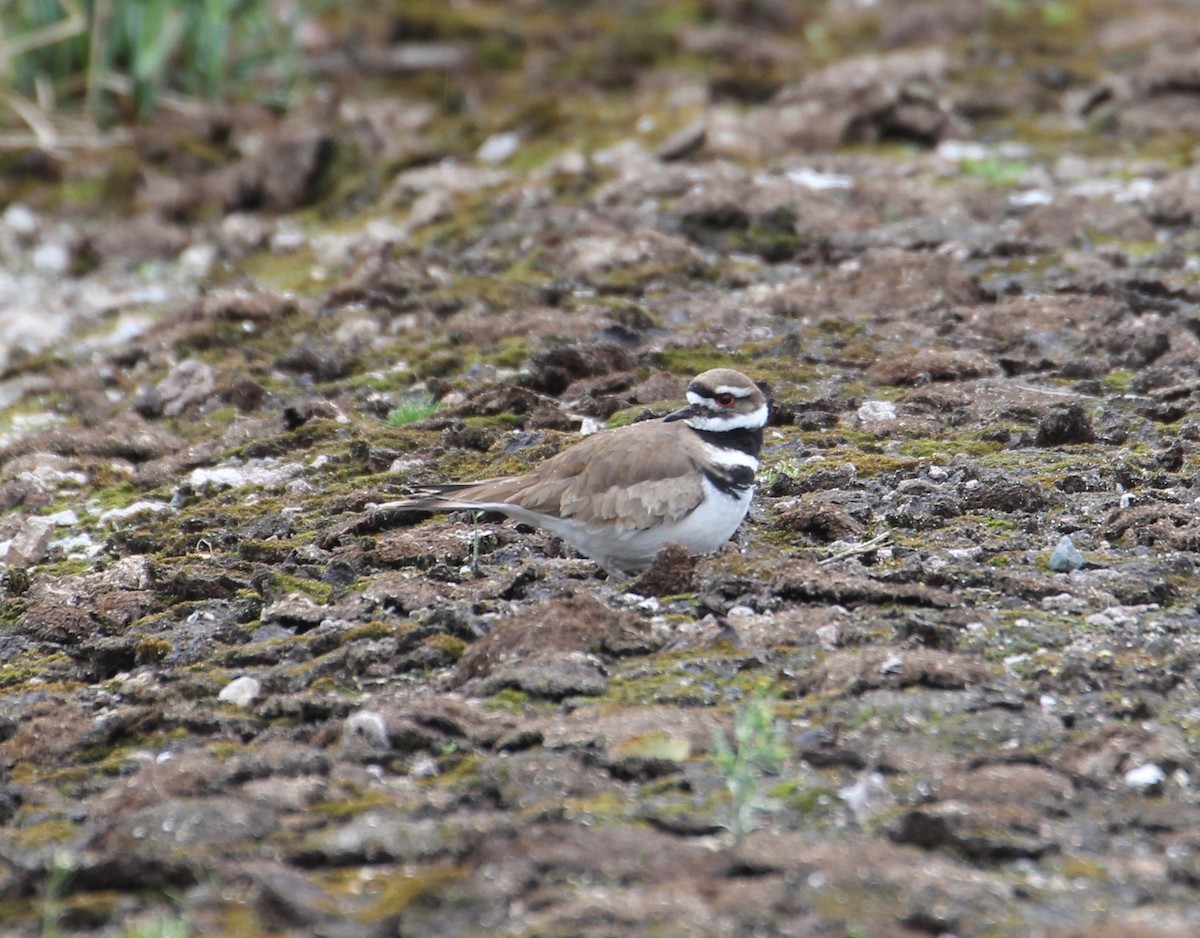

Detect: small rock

[1049,534,1084,572]
[839,771,896,823]
[137,359,217,418]
[6,516,55,566]
[880,653,904,674]
[98,500,173,523]
[344,710,390,750]
[1124,762,1166,791]
[261,594,325,631]
[179,242,217,278]
[3,202,39,236]
[656,121,707,161]
[218,676,262,708]
[32,242,70,273]
[102,556,155,591]
[857,400,897,422]
[815,624,841,649]
[476,131,521,164]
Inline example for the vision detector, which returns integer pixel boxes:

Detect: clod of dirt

[136,359,217,418]
[774,499,865,542]
[773,558,956,608]
[794,647,993,695]
[631,541,699,596]
[1036,403,1096,446]
[523,342,637,395]
[868,349,1001,386]
[451,594,658,697]
[762,48,963,151]
[1103,504,1200,551]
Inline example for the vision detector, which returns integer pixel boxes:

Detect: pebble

[189,459,304,491]
[1124,762,1165,791]
[1041,592,1086,613]
[218,676,262,708]
[99,501,174,523]
[787,166,854,190]
[476,131,521,164]
[815,624,841,649]
[857,400,897,422]
[838,771,895,822]
[179,243,216,278]
[1049,535,1084,572]
[6,516,55,566]
[1085,604,1156,628]
[3,202,39,236]
[32,242,70,273]
[344,710,390,750]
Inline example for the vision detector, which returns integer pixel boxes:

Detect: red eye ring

[715,392,735,407]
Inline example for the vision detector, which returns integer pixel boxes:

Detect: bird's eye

[715,392,735,407]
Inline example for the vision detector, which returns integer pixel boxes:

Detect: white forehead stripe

[688,386,754,406]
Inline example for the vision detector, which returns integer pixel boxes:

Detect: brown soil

[3,2,1200,936]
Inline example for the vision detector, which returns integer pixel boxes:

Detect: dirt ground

[4,1,1200,935]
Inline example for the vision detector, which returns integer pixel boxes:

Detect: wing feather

[436,421,705,530]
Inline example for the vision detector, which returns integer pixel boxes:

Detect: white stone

[786,167,853,190]
[857,400,896,422]
[99,501,173,523]
[3,203,38,235]
[218,676,262,708]
[345,710,390,749]
[1124,763,1165,790]
[7,516,55,566]
[838,771,895,822]
[477,131,521,164]
[31,242,70,273]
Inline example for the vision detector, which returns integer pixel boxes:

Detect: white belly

[540,477,754,572]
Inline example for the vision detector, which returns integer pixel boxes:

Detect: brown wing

[446,421,705,531]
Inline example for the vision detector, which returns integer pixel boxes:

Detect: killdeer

[386,368,769,573]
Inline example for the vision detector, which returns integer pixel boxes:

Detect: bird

[383,368,770,573]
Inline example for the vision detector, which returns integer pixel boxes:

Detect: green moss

[1103,370,1135,393]
[652,348,749,376]
[0,649,73,688]
[35,557,92,578]
[93,481,142,511]
[605,404,665,429]
[486,336,528,370]
[354,866,464,923]
[341,621,408,643]
[0,599,26,628]
[7,816,76,850]
[268,571,335,604]
[605,648,775,708]
[310,792,398,819]
[425,633,467,661]
[958,155,1032,187]
[135,638,172,665]
[480,688,531,711]
[848,454,920,476]
[236,245,321,294]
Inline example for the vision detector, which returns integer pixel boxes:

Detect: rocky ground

[3,1,1200,935]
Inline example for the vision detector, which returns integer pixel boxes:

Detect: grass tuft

[711,689,789,840]
[387,394,442,427]
[1,0,302,125]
